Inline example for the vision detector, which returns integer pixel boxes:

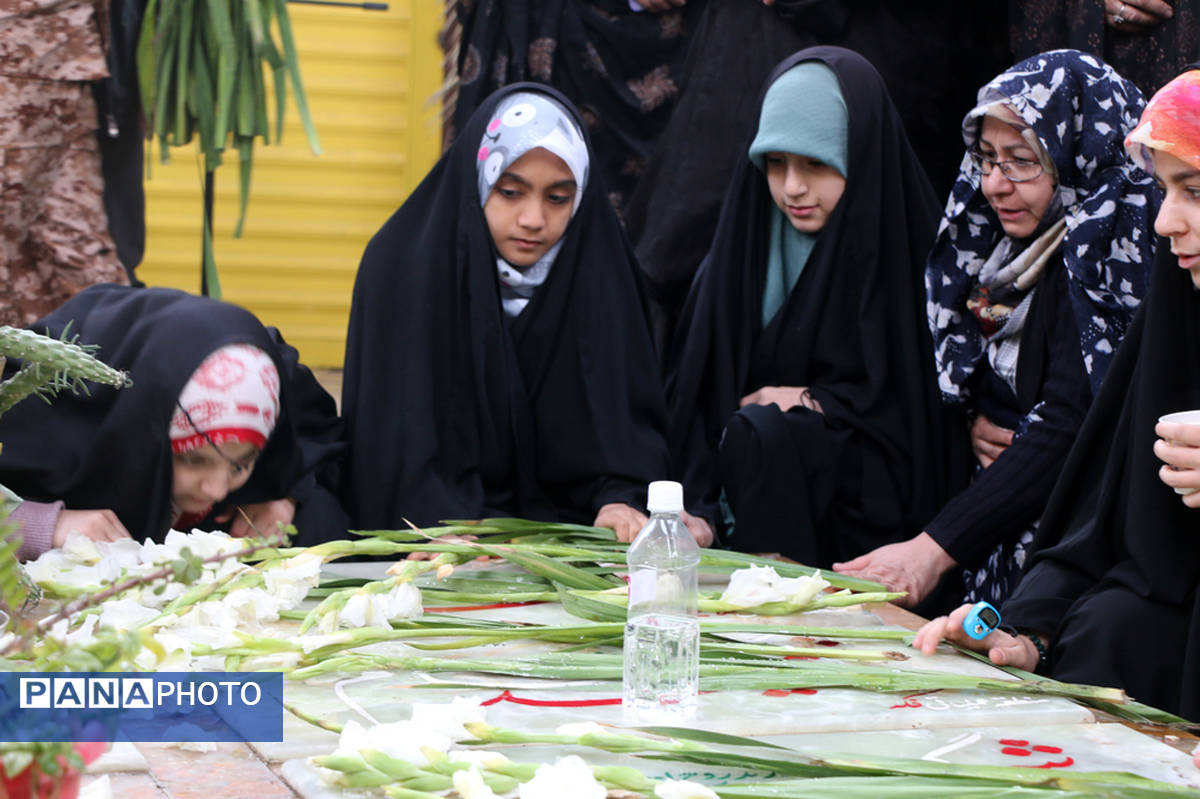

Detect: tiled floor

[84,743,298,798]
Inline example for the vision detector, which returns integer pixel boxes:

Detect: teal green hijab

[748,62,849,328]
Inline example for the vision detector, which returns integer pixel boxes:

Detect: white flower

[62,532,102,564]
[96,598,160,632]
[554,721,607,738]
[262,553,323,607]
[452,766,499,799]
[163,529,241,560]
[655,780,720,799]
[142,629,195,670]
[100,537,145,569]
[720,565,788,606]
[517,755,605,799]
[339,594,372,628]
[719,565,828,609]
[388,581,423,619]
[410,696,485,741]
[448,750,510,769]
[134,581,187,609]
[221,587,287,625]
[45,614,100,651]
[336,582,423,629]
[24,551,90,586]
[775,572,830,608]
[334,719,451,768]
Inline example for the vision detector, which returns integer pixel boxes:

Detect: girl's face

[1152,148,1200,289]
[977,116,1057,239]
[764,152,846,234]
[484,147,577,266]
[172,441,259,516]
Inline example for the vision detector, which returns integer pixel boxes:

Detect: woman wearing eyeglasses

[0,285,349,558]
[835,50,1160,610]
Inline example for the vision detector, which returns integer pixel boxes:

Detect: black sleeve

[269,328,350,545]
[926,272,1092,568]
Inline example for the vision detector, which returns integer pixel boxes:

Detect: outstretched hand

[596,504,715,546]
[595,502,650,543]
[912,602,1041,671]
[680,510,714,547]
[52,509,132,548]
[227,498,295,541]
[832,532,956,608]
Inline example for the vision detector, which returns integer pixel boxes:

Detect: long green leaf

[203,0,238,152]
[473,545,618,590]
[272,0,320,154]
[135,0,161,131]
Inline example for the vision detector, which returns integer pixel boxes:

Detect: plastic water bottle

[622,480,700,722]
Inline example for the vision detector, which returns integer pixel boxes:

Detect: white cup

[1157,410,1200,494]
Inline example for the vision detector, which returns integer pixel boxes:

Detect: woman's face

[977,116,1057,239]
[764,152,846,233]
[172,441,259,516]
[484,147,577,266]
[1152,149,1200,289]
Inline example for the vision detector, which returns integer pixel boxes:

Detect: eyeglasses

[968,149,1045,183]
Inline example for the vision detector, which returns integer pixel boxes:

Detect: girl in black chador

[1,284,348,558]
[342,84,710,545]
[667,47,960,569]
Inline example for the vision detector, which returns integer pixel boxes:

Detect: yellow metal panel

[137,1,444,367]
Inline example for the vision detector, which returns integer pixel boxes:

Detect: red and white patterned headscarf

[169,344,280,454]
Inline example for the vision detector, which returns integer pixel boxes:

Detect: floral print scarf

[926,49,1159,403]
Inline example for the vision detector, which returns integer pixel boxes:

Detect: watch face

[978,605,1000,628]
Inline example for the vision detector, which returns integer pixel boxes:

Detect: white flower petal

[554,721,607,738]
[655,779,720,799]
[335,720,451,767]
[448,749,510,769]
[452,766,499,799]
[97,598,160,632]
[62,532,102,564]
[518,755,605,799]
[410,697,485,741]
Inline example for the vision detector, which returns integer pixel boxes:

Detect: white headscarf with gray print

[477,92,590,317]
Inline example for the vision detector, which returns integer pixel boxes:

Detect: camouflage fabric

[0,0,127,328]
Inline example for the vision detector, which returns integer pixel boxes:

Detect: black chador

[667,47,965,566]
[341,84,670,530]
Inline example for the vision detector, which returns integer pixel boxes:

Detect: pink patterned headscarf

[169,344,280,454]
[1126,69,1200,175]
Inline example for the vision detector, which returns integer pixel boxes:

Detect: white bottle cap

[646,480,683,513]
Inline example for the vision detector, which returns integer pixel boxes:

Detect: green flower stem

[281,647,1126,706]
[465,722,707,758]
[701,642,903,662]
[382,788,445,799]
[152,564,256,623]
[283,701,344,734]
[571,588,908,616]
[420,589,559,605]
